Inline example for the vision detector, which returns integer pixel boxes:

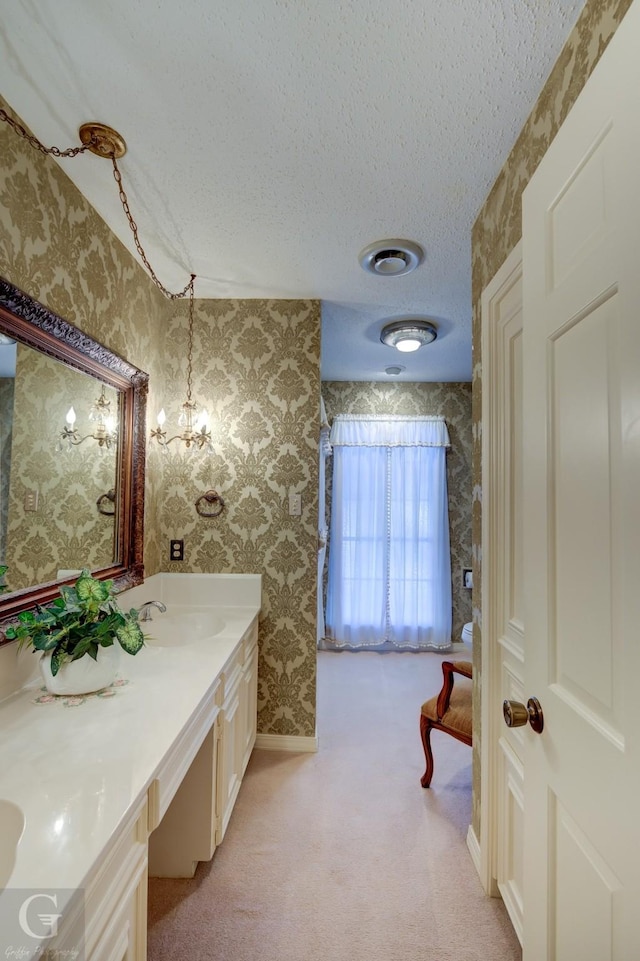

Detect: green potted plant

[4,568,145,695]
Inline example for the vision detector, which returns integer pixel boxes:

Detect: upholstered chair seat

[419,660,473,788]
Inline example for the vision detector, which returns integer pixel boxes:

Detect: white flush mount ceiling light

[380,319,438,353]
[359,239,424,277]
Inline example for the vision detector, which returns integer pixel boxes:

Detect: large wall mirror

[0,277,148,643]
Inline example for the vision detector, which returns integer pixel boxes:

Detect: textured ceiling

[0,0,585,381]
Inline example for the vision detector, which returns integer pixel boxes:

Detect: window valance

[329,414,450,448]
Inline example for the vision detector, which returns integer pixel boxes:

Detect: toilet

[461,622,473,647]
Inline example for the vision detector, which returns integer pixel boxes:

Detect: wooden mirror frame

[0,277,147,640]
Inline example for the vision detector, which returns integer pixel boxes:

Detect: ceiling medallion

[359,239,424,277]
[380,319,438,353]
[78,122,127,159]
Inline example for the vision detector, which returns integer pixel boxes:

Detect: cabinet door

[241,641,259,776]
[217,676,242,843]
[88,869,148,961]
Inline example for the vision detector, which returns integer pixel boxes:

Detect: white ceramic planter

[40,643,121,695]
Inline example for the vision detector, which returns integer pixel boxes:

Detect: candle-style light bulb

[157,408,166,427]
[66,406,76,427]
[196,409,209,431]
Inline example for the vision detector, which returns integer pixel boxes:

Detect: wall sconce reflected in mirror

[58,385,118,451]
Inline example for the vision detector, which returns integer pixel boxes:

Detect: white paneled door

[481,243,525,943]
[521,2,640,957]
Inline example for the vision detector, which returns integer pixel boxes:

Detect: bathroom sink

[144,611,225,647]
[0,799,25,887]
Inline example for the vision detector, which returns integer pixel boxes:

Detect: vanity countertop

[0,601,259,894]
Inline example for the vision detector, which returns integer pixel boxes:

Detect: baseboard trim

[255,733,318,753]
[466,824,482,877]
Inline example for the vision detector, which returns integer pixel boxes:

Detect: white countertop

[0,599,259,894]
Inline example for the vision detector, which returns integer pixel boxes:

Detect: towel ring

[96,489,116,516]
[195,489,225,518]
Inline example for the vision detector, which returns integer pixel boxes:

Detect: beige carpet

[148,650,522,961]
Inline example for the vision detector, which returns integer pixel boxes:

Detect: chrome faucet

[137,600,167,622]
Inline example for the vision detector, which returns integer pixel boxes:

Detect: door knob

[503,697,544,733]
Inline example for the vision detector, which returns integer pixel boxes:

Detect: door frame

[477,240,523,901]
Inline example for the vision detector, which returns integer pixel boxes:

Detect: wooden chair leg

[419,714,434,788]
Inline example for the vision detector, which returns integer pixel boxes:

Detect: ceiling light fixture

[150,282,213,454]
[359,239,424,277]
[380,319,438,353]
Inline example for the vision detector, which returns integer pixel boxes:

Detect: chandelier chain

[0,109,195,303]
[110,157,195,301]
[1,109,206,448]
[186,282,195,403]
[0,108,93,158]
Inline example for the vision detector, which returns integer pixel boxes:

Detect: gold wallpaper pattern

[5,347,117,591]
[157,298,321,737]
[470,0,633,837]
[0,377,14,560]
[0,95,167,579]
[321,381,472,645]
[1,97,322,739]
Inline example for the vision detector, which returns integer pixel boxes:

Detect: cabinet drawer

[221,645,244,700]
[242,617,258,659]
[84,797,148,959]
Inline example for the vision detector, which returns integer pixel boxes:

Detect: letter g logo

[18,893,62,939]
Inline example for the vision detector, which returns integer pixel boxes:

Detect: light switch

[288,492,302,516]
[24,490,38,512]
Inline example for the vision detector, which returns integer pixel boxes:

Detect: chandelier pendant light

[150,279,213,454]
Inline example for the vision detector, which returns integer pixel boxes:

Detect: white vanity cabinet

[44,798,149,961]
[0,575,261,961]
[217,616,258,842]
[84,799,149,961]
[241,621,259,776]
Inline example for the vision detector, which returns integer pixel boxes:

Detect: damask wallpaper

[1,96,321,738]
[0,377,13,561]
[470,0,633,838]
[5,346,117,590]
[0,95,167,579]
[321,381,472,645]
[156,297,321,737]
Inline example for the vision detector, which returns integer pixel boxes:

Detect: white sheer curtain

[317,397,332,641]
[323,415,452,651]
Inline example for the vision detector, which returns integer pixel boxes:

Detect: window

[324,416,451,651]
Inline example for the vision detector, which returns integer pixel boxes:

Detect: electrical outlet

[24,490,38,512]
[170,539,184,562]
[288,492,302,516]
